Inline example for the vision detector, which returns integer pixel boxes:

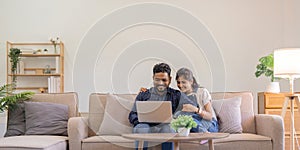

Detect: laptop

[136,101,173,123]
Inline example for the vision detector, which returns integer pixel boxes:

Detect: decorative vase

[177,127,190,136]
[266,82,280,93]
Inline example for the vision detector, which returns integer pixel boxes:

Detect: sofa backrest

[87,92,255,136]
[29,92,79,118]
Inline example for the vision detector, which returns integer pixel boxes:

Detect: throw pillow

[211,97,242,133]
[98,94,134,135]
[24,101,69,136]
[4,103,26,137]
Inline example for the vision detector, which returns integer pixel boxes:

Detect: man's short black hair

[153,63,171,76]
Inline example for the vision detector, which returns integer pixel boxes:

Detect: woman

[175,67,218,133]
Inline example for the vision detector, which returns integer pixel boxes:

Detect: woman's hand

[182,104,198,113]
[139,87,147,93]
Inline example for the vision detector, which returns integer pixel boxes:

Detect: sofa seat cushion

[214,133,271,143]
[82,136,135,150]
[180,133,272,150]
[83,135,134,143]
[82,134,271,150]
[0,135,68,150]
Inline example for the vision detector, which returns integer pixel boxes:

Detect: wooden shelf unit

[8,74,61,76]
[6,41,64,93]
[20,54,61,57]
[15,87,48,90]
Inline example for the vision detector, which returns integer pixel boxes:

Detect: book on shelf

[48,77,51,93]
[55,57,59,74]
[19,61,25,74]
[56,77,61,92]
[16,61,25,74]
[48,76,61,93]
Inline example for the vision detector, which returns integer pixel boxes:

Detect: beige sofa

[0,92,79,150]
[68,92,284,150]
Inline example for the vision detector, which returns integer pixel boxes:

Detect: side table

[281,94,300,150]
[258,92,300,150]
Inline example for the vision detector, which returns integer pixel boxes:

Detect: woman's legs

[191,114,213,133]
[190,116,201,132]
[191,115,219,133]
[207,118,219,132]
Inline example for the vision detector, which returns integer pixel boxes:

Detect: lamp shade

[274,48,300,78]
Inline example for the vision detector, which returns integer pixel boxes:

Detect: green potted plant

[255,53,274,81]
[8,48,22,85]
[171,115,197,136]
[255,53,280,93]
[0,84,34,112]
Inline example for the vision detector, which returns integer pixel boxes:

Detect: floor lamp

[274,48,300,150]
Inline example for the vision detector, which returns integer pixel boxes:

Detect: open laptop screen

[136,101,172,123]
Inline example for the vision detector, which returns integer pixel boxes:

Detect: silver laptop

[136,101,172,123]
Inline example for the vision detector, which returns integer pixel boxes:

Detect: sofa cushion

[211,92,255,134]
[97,94,134,135]
[4,103,26,137]
[0,135,68,150]
[30,92,79,118]
[212,97,242,133]
[24,101,69,136]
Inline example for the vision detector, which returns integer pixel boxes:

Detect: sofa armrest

[255,114,284,150]
[68,117,89,150]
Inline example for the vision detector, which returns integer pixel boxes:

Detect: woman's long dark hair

[175,68,199,90]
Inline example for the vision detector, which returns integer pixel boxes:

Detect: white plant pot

[177,127,190,136]
[266,82,280,93]
[0,111,7,137]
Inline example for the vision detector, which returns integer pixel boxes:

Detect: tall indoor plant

[8,48,22,85]
[255,53,280,93]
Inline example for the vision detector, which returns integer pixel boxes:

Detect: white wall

[1,0,300,114]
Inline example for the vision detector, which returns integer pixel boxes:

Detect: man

[128,63,196,150]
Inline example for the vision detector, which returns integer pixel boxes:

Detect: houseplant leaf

[0,84,34,113]
[255,54,276,82]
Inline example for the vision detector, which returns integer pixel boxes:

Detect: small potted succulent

[171,115,197,136]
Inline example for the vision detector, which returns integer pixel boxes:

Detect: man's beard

[156,85,167,92]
